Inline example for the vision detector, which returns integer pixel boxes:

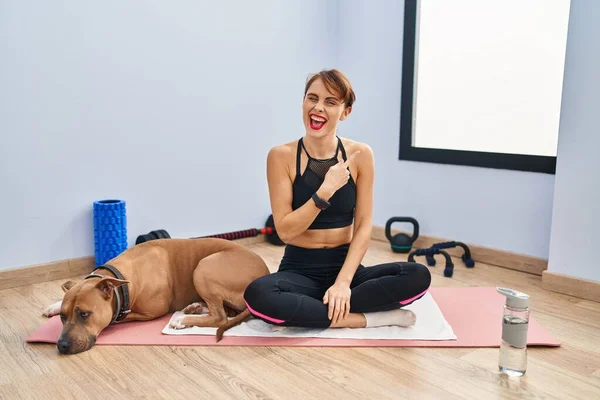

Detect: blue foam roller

[93,199,128,266]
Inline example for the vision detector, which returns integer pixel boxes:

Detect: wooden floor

[2,240,600,399]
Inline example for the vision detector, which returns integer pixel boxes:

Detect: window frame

[398,0,557,174]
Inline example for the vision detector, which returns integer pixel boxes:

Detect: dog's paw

[182,302,208,315]
[42,301,62,318]
[169,315,189,330]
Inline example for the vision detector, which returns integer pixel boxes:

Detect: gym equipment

[135,214,285,246]
[429,241,475,268]
[385,217,419,253]
[93,199,128,266]
[135,229,171,245]
[409,247,454,278]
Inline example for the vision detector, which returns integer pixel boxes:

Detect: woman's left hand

[323,282,352,324]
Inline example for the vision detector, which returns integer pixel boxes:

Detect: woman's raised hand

[320,151,360,198]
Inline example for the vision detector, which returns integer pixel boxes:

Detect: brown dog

[42,238,270,354]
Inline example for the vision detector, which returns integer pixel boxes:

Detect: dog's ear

[61,280,77,293]
[95,277,129,299]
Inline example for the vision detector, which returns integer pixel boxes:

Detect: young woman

[243,69,431,329]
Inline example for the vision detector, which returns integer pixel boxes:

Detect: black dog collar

[85,264,131,324]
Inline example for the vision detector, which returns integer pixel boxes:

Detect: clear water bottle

[497,287,530,377]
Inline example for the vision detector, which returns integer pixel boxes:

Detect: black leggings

[243,244,431,328]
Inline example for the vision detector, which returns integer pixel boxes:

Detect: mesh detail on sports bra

[306,156,337,179]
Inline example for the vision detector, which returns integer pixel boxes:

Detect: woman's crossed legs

[243,261,431,329]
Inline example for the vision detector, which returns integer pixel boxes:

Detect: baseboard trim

[0,235,267,290]
[371,226,548,276]
[542,271,600,303]
[0,256,96,291]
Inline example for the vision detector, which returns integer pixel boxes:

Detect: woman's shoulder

[266,139,300,171]
[268,139,298,159]
[339,136,374,161]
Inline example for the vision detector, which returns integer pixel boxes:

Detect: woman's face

[302,78,351,139]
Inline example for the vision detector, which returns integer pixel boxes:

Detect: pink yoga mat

[25,287,560,348]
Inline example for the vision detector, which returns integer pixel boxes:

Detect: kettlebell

[385,217,419,253]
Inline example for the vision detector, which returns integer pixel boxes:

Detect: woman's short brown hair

[304,69,356,109]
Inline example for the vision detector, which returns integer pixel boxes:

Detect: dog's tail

[216,309,252,342]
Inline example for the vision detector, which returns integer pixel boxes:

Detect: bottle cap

[496,287,529,309]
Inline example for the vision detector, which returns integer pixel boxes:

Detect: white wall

[547,0,600,282]
[336,0,556,259]
[0,0,338,270]
[3,0,594,278]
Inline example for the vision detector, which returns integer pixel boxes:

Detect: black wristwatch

[311,193,331,210]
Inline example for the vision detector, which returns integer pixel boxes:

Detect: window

[399,0,571,174]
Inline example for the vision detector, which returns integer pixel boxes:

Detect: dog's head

[56,277,128,355]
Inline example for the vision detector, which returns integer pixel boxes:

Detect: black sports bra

[291,137,356,229]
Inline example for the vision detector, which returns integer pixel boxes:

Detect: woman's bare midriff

[287,225,354,249]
